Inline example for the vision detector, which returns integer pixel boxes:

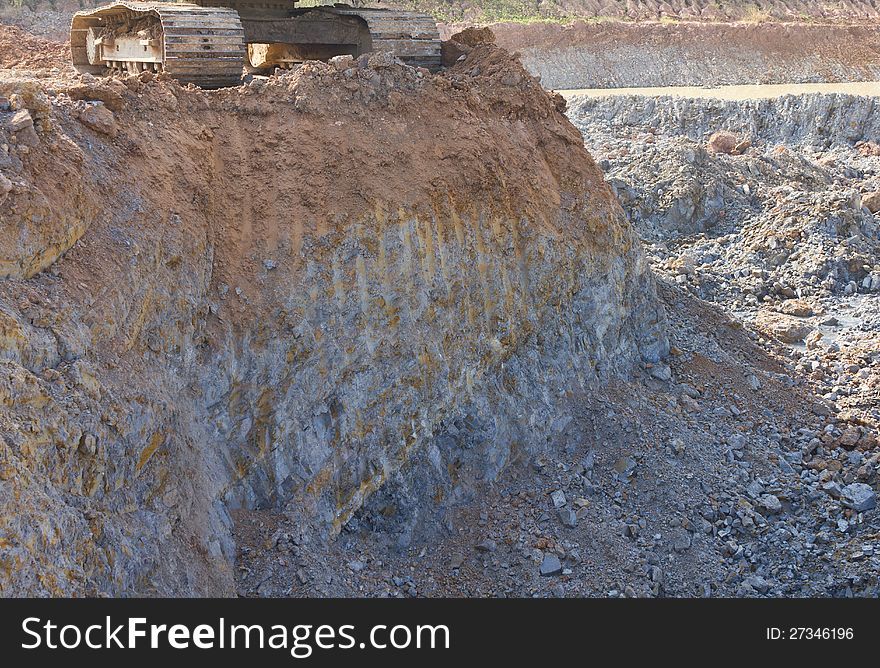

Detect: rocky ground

[236,270,880,599]
[234,95,880,599]
[567,93,880,423]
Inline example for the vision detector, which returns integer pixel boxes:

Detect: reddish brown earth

[485,20,880,69]
[464,20,880,88]
[0,24,70,72]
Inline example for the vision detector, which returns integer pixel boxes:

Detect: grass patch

[740,4,773,24]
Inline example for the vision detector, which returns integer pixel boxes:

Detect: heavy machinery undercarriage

[70,1,441,88]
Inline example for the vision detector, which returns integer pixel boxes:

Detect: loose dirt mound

[0,38,665,595]
[0,23,70,72]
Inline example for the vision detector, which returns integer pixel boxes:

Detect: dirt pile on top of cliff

[0,23,69,72]
[0,37,665,595]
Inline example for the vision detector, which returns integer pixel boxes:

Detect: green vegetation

[393,0,578,24]
[740,4,773,23]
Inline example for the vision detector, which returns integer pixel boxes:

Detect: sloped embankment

[483,21,880,90]
[0,39,666,595]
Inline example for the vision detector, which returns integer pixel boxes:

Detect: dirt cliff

[0,38,666,595]
[483,21,880,90]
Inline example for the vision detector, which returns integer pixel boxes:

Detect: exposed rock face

[0,44,666,595]
[567,93,880,150]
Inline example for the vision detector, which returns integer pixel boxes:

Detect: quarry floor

[557,81,880,100]
[1,14,879,598]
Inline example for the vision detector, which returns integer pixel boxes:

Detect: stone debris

[841,483,877,512]
[475,540,498,553]
[757,494,783,515]
[558,508,578,528]
[78,104,118,137]
[550,490,567,508]
[5,109,32,132]
[539,554,563,577]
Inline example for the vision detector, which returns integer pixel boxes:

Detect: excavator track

[334,7,441,70]
[72,2,247,88]
[198,1,441,71]
[71,2,441,88]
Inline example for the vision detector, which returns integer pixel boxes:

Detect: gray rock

[744,575,770,594]
[539,553,562,576]
[746,480,764,498]
[475,539,497,553]
[650,363,672,381]
[550,489,567,508]
[581,451,595,471]
[672,534,692,553]
[4,109,33,133]
[841,483,876,512]
[758,494,783,515]
[558,508,578,528]
[821,481,842,499]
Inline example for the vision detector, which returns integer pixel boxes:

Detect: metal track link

[335,7,441,70]
[71,3,441,86]
[71,2,246,88]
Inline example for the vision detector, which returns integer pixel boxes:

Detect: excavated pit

[0,40,666,595]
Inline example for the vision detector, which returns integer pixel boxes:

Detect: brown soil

[0,23,70,72]
[486,19,880,74]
